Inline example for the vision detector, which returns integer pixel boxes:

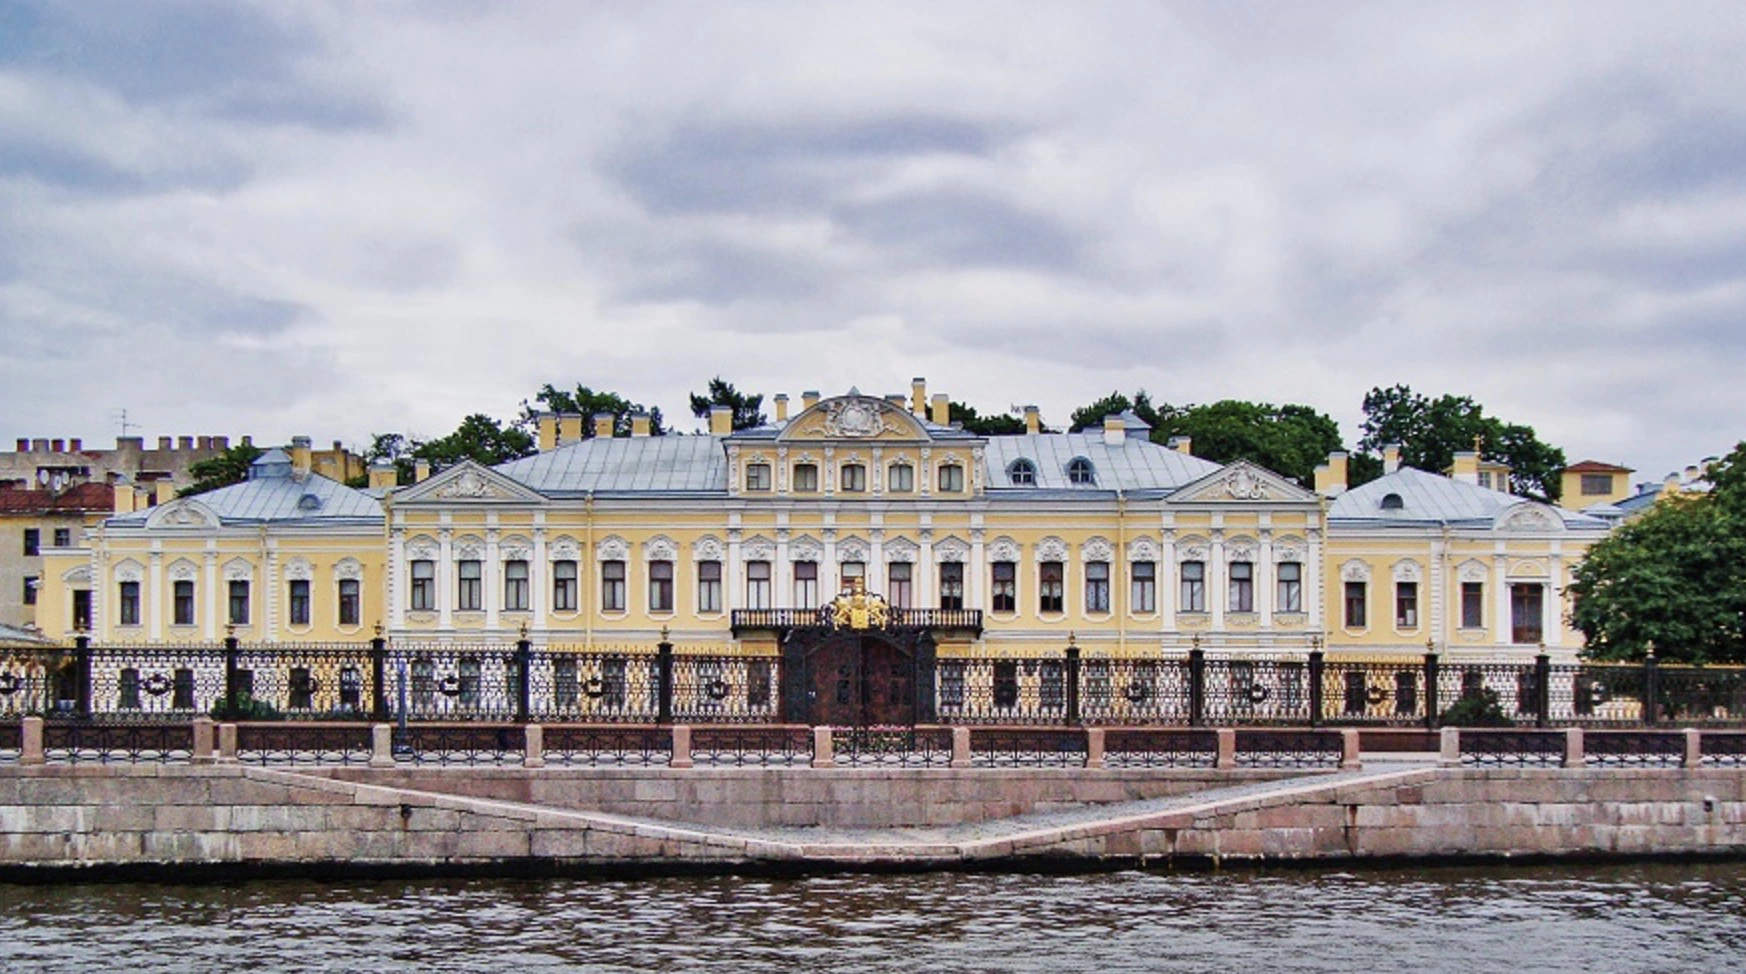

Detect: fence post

[1642,650,1660,727]
[656,636,674,725]
[1423,650,1440,731]
[1534,652,1552,729]
[224,633,241,718]
[73,634,91,719]
[1064,641,1081,727]
[1188,646,1206,727]
[370,634,388,722]
[1308,648,1325,729]
[514,635,532,724]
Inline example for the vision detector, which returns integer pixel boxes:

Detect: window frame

[840,463,866,492]
[746,560,772,609]
[937,463,964,493]
[887,463,914,493]
[1038,560,1064,614]
[793,560,818,607]
[1085,560,1110,614]
[1066,457,1096,485]
[1007,459,1037,486]
[601,559,627,613]
[288,578,311,627]
[1228,561,1254,613]
[410,559,435,611]
[938,561,964,610]
[338,578,361,627]
[648,559,675,613]
[228,579,251,626]
[503,559,530,612]
[792,463,819,492]
[23,528,39,557]
[745,462,772,492]
[456,559,483,612]
[53,527,71,548]
[118,580,141,627]
[1131,560,1156,613]
[1276,561,1303,613]
[173,580,195,626]
[1395,580,1419,629]
[1179,560,1206,613]
[888,562,912,609]
[1461,581,1484,629]
[698,559,722,614]
[1344,581,1368,629]
[991,561,1016,613]
[552,559,578,612]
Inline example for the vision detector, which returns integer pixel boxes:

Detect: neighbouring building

[0,482,117,632]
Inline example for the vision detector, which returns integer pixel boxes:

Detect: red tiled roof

[1564,460,1633,474]
[0,482,115,514]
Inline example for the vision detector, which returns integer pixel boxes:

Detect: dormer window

[745,462,771,492]
[793,463,819,492]
[840,463,866,492]
[1380,493,1405,511]
[1066,457,1095,485]
[1007,459,1037,486]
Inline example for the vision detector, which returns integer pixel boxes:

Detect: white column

[203,549,218,640]
[438,530,454,628]
[263,547,279,641]
[726,531,743,610]
[1210,532,1226,632]
[870,530,885,596]
[484,529,500,631]
[775,531,790,607]
[822,530,837,595]
[969,531,986,612]
[1547,555,1563,647]
[532,528,548,631]
[388,530,406,630]
[918,532,935,607]
[1160,530,1177,639]
[1258,532,1274,628]
[1493,552,1509,649]
[1429,537,1446,643]
[148,551,163,642]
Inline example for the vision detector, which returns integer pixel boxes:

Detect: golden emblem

[829,576,889,630]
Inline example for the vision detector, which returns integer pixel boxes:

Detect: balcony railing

[730,607,983,634]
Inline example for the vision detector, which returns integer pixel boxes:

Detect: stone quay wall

[0,763,1742,877]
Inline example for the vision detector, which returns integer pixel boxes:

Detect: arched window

[1380,493,1405,511]
[1007,459,1037,486]
[1066,457,1096,485]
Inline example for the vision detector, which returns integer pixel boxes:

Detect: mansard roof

[108,471,382,528]
[1328,467,1608,530]
[494,434,729,496]
[983,432,1222,495]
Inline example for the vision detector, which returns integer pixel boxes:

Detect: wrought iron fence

[832,725,953,767]
[969,727,1087,768]
[542,725,672,767]
[1458,730,1567,767]
[237,722,374,766]
[1700,732,1746,768]
[391,724,525,766]
[42,721,194,764]
[0,720,18,764]
[1102,728,1217,768]
[1584,731,1687,768]
[1234,729,1343,768]
[690,725,813,766]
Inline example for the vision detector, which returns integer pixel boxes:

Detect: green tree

[688,376,766,430]
[1167,401,1343,487]
[178,442,264,496]
[411,414,536,471]
[1356,384,1567,500]
[947,400,1028,435]
[1569,445,1746,664]
[525,383,667,437]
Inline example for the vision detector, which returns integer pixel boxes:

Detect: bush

[1441,688,1513,727]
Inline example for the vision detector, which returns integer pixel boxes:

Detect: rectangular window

[888,463,913,492]
[888,562,912,609]
[72,589,91,630]
[793,463,819,492]
[1085,561,1110,614]
[1131,561,1156,613]
[1039,560,1064,613]
[602,560,626,612]
[288,579,310,626]
[1511,583,1544,644]
[840,463,866,492]
[228,580,250,626]
[1478,471,1493,490]
[793,560,818,607]
[649,559,674,612]
[1461,581,1484,629]
[1344,581,1367,629]
[338,579,360,626]
[174,580,194,625]
[698,560,722,613]
[939,562,964,610]
[457,559,482,611]
[937,464,964,493]
[745,462,771,492]
[1581,473,1613,496]
[1180,560,1206,613]
[553,560,578,611]
[1396,581,1419,629]
[840,560,865,594]
[1229,561,1254,613]
[118,581,141,626]
[23,529,38,557]
[53,527,70,548]
[22,576,37,606]
[746,560,771,609]
[504,559,529,611]
[991,561,1016,613]
[410,559,435,611]
[1277,561,1302,613]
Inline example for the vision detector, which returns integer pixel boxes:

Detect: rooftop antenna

[113,408,139,438]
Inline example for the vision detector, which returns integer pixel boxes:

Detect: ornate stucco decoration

[1224,468,1268,500]
[168,559,199,582]
[1393,559,1423,582]
[644,535,679,561]
[1126,536,1159,562]
[434,468,513,500]
[334,558,364,581]
[1458,559,1488,583]
[284,558,314,582]
[822,399,897,438]
[742,535,775,561]
[1341,559,1371,583]
[837,537,870,562]
[1036,536,1068,562]
[114,560,145,584]
[548,537,580,561]
[406,537,439,562]
[934,536,970,562]
[1226,537,1258,562]
[152,501,216,528]
[692,535,724,561]
[884,537,918,562]
[453,536,485,560]
[988,536,1021,562]
[1497,504,1562,532]
[596,535,630,561]
[790,536,823,562]
[63,566,92,585]
[223,558,254,582]
[829,577,890,629]
[501,537,533,562]
[1082,537,1114,563]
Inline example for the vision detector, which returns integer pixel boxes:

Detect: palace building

[38,383,1614,670]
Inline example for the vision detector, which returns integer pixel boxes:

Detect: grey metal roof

[495,435,730,494]
[1328,467,1607,529]
[982,433,1222,493]
[109,472,383,526]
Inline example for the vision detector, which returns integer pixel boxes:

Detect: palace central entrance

[777,626,940,727]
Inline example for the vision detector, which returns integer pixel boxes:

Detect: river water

[3,863,1744,973]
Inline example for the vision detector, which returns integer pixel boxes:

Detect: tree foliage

[689,376,767,431]
[948,400,1027,436]
[1067,391,1340,486]
[178,442,264,497]
[412,414,536,470]
[1356,384,1566,501]
[525,383,667,437]
[1569,445,1746,663]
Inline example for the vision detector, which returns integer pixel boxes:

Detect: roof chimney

[113,484,136,515]
[1167,435,1193,456]
[1449,451,1479,484]
[414,459,431,483]
[1315,450,1349,497]
[911,377,927,417]
[558,413,582,444]
[1383,444,1402,474]
[592,412,614,438]
[536,413,558,452]
[1103,414,1124,447]
[290,436,313,479]
[1024,405,1040,435]
[930,393,950,427]
[774,394,789,423]
[630,412,651,437]
[154,480,176,506]
[802,390,820,411]
[709,404,733,436]
[368,462,398,491]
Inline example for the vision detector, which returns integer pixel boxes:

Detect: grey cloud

[833,191,1081,272]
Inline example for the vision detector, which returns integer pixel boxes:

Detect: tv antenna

[113,408,139,437]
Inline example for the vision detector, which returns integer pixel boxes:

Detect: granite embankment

[2,763,1742,877]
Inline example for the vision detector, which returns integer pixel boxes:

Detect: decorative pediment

[145,498,219,529]
[1127,536,1159,562]
[501,535,532,561]
[406,535,439,561]
[934,535,970,561]
[596,535,630,561]
[62,565,92,585]
[1274,535,1306,563]
[223,557,254,581]
[837,536,870,562]
[1341,558,1371,582]
[453,534,485,560]
[284,558,314,582]
[394,460,545,505]
[643,535,679,561]
[168,559,199,582]
[1173,461,1316,504]
[988,536,1021,562]
[1457,558,1488,583]
[692,535,724,561]
[1082,536,1114,563]
[742,534,775,561]
[775,395,931,443]
[334,558,364,581]
[113,559,145,584]
[789,535,823,562]
[884,537,918,562]
[1036,536,1068,562]
[1392,559,1422,582]
[1226,536,1258,561]
[1495,502,1564,533]
[549,536,581,560]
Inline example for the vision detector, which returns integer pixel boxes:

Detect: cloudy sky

[2,1,1742,482]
